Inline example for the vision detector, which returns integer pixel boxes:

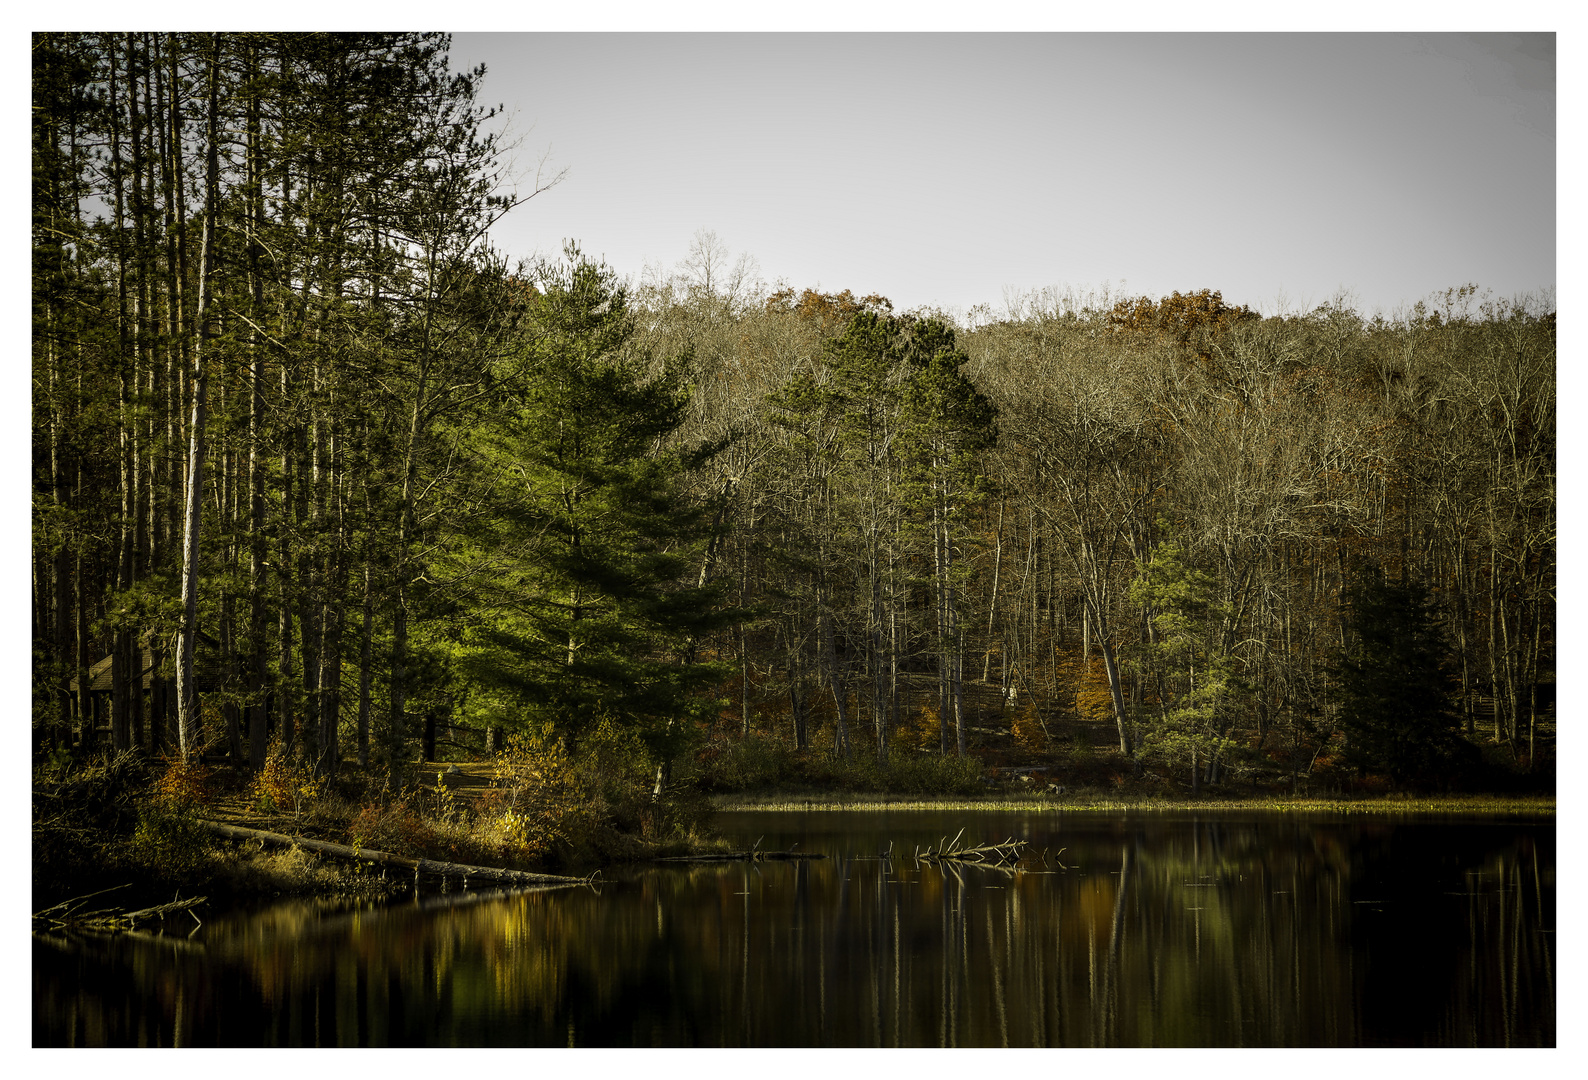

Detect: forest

[33,32,1555,824]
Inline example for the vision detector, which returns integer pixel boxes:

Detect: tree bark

[175,39,221,762]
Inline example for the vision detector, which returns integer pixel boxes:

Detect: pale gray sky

[451,32,1556,318]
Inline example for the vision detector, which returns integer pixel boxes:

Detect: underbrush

[33,731,724,909]
[691,721,1556,806]
[693,733,987,796]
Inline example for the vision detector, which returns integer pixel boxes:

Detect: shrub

[779,746,986,796]
[875,752,985,796]
[490,727,587,856]
[251,748,318,816]
[902,706,945,752]
[129,803,211,879]
[152,756,215,811]
[348,795,434,858]
[1074,661,1116,725]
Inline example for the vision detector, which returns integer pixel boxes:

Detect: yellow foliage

[903,706,944,752]
[490,727,583,856]
[251,747,317,815]
[1010,703,1048,754]
[152,757,214,810]
[1074,660,1116,724]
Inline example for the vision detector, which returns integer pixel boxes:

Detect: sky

[448,31,1557,320]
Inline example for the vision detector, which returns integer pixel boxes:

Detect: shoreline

[708,793,1557,815]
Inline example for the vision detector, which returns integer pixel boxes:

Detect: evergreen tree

[1335,570,1465,786]
[457,249,736,780]
[1128,535,1239,793]
[899,319,997,757]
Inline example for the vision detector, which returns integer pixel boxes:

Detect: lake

[32,808,1554,1047]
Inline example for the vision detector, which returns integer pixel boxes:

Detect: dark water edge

[33,809,1553,1047]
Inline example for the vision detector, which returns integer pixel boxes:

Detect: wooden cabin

[67,630,235,753]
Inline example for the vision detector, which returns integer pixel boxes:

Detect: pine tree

[1127,536,1239,793]
[457,249,736,783]
[899,320,997,757]
[1335,570,1466,786]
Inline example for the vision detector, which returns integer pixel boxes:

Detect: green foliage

[454,247,738,761]
[1128,536,1241,785]
[1334,570,1468,786]
[251,747,320,816]
[483,726,584,855]
[129,804,211,879]
[898,319,998,499]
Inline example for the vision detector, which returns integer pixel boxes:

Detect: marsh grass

[710,793,1555,815]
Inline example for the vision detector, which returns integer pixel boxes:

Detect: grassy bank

[709,793,1557,815]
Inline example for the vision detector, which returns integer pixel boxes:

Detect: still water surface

[33,809,1554,1047]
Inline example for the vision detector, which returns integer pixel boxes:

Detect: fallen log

[32,883,132,922]
[915,828,1029,866]
[195,820,593,888]
[33,885,207,931]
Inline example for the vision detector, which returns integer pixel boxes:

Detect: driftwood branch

[33,886,207,931]
[195,819,594,888]
[915,833,1029,866]
[32,883,132,921]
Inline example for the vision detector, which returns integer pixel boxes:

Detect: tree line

[33,32,1554,793]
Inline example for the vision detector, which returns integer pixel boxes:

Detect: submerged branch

[915,833,1029,866]
[33,886,207,932]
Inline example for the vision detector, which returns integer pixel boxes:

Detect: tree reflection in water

[32,812,1554,1047]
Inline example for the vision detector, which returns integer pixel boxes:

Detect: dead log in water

[195,819,594,888]
[33,885,208,931]
[915,828,1029,866]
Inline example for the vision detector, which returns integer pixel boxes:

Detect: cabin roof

[68,630,231,693]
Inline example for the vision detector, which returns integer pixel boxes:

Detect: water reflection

[32,812,1553,1047]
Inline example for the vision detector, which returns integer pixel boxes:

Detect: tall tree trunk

[316,437,347,781]
[298,413,319,762]
[176,38,221,761]
[245,47,270,771]
[1089,594,1131,756]
[107,36,134,753]
[816,560,849,759]
[982,496,1005,683]
[934,485,950,755]
[358,561,373,768]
